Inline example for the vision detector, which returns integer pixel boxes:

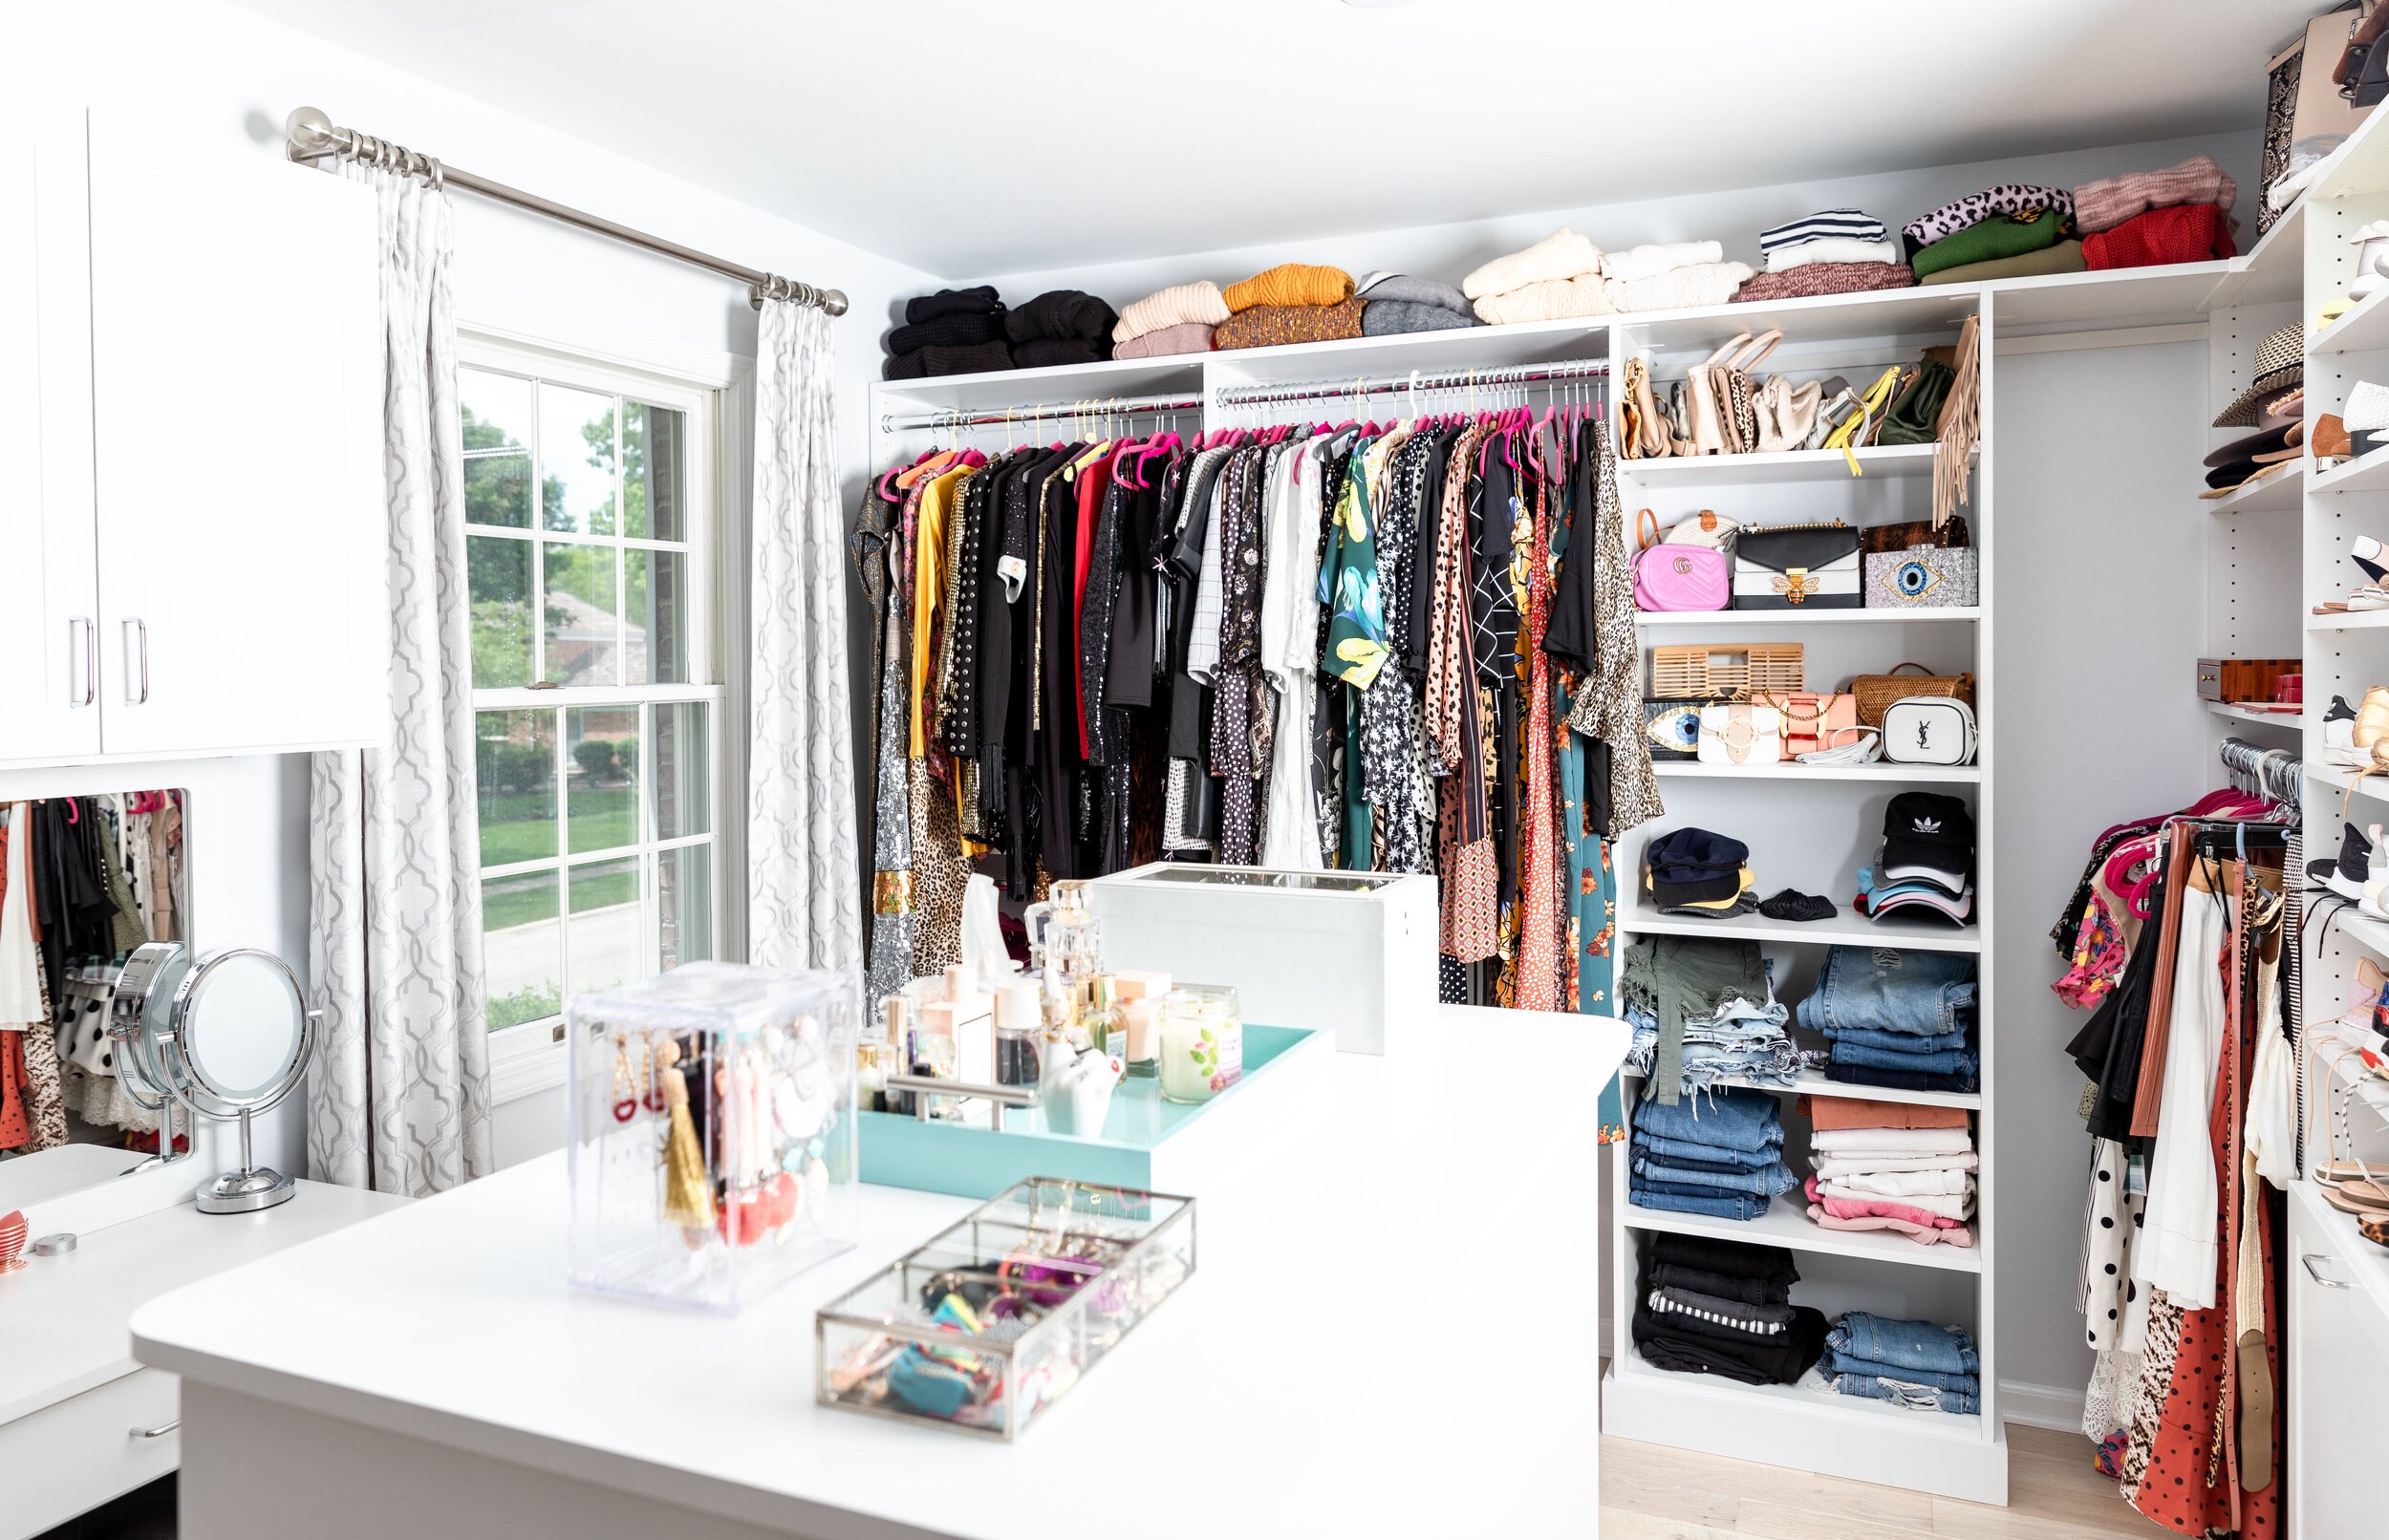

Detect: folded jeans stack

[883,286,1012,380]
[1905,185,2082,286]
[1355,270,1479,335]
[1621,935,1811,1100]
[1003,289,1118,370]
[2073,156,2239,271]
[1801,1096,1977,1248]
[1632,1232,1829,1386]
[1821,1311,1982,1415]
[1462,228,1612,325]
[1795,944,1979,1093]
[1603,240,1754,313]
[1212,263,1362,351]
[1734,208,1915,304]
[1110,281,1230,360]
[1628,1086,1799,1222]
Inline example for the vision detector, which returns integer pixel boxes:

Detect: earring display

[568,962,861,1314]
[816,1178,1195,1440]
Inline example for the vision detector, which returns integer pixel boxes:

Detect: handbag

[1857,516,1970,555]
[1642,698,1707,760]
[1660,508,1739,551]
[1632,509,1731,611]
[1697,703,1784,767]
[1681,334,1746,456]
[1803,375,1855,451]
[1854,661,1974,728]
[1878,358,1957,446]
[1819,366,1905,468]
[1719,330,1782,454]
[1754,374,1823,453]
[1865,545,1980,609]
[1651,643,1804,699]
[1882,695,1978,766]
[1755,690,1858,758]
[1622,356,1671,460]
[1733,522,1862,610]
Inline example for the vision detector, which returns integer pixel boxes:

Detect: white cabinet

[0,99,386,768]
[2286,1182,2389,1540]
[0,90,98,763]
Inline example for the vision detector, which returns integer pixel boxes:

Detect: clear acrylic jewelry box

[567,961,861,1314]
[815,1178,1196,1439]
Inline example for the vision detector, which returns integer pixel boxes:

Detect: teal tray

[857,1023,1317,1198]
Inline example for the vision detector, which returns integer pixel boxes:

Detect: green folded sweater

[1919,240,2088,287]
[1911,208,2075,279]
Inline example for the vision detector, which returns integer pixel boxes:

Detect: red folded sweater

[2083,203,2236,270]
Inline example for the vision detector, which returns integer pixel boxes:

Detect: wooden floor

[1601,1423,2165,1539]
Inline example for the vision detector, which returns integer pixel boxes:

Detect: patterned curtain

[746,299,863,972]
[307,161,493,1195]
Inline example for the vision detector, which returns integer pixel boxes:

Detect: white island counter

[133,1004,1625,1540]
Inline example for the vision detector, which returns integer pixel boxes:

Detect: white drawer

[0,1365,179,1540]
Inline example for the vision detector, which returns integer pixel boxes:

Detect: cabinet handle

[2302,1252,2352,1289]
[127,1418,180,1440]
[121,618,149,704]
[68,616,94,706]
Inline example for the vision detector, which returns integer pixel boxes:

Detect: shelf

[1988,261,2239,332]
[1618,902,1980,953]
[2207,701,2302,728]
[2330,908,2389,962]
[2308,609,2389,631]
[1653,761,1980,784]
[2309,762,2389,806]
[1607,1348,1986,1440]
[1619,443,1953,485]
[1617,288,1979,353]
[1633,606,1980,627]
[1619,1062,1981,1111]
[869,354,1205,419]
[2314,444,2389,497]
[1202,315,1608,390]
[2205,463,2303,515]
[2208,198,2306,310]
[1621,1197,1982,1274]
[2314,284,2389,357]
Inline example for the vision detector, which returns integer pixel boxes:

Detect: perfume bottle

[993,979,1044,1092]
[1024,879,1103,1045]
[1079,975,1123,1064]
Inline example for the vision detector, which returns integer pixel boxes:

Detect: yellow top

[1221,263,1354,313]
[911,465,973,757]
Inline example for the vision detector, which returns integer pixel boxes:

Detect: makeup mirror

[112,942,315,1214]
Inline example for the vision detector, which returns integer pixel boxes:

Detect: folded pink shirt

[1805,1176,1965,1230]
[1808,1205,1976,1249]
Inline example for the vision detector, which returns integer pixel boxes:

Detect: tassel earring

[652,1037,716,1235]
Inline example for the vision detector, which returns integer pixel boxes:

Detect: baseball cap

[1881,793,1974,895]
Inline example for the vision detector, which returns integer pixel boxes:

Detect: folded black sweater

[904,286,1002,325]
[1005,289,1118,345]
[882,341,1014,381]
[1014,337,1109,371]
[886,310,1008,356]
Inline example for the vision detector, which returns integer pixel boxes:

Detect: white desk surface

[1,1179,403,1425]
[0,1144,147,1211]
[132,1005,1626,1540]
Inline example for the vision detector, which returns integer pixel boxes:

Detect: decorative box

[1863,545,1979,609]
[2196,656,2301,703]
[567,961,861,1315]
[1086,864,1433,1056]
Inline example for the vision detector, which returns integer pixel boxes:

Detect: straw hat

[2212,325,2303,428]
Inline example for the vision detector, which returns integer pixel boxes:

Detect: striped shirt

[1759,208,1888,253]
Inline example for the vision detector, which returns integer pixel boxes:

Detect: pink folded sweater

[2071,156,2238,235]
[1808,1205,1976,1248]
[1804,1176,1963,1230]
[1112,322,1216,360]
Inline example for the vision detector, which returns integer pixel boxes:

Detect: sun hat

[2213,325,2304,427]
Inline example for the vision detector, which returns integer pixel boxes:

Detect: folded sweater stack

[1632,1232,1828,1388]
[1003,289,1117,371]
[1603,240,1754,313]
[1462,228,1611,324]
[1820,1312,1981,1416]
[1111,281,1230,360]
[1356,270,1477,335]
[883,286,1011,380]
[1734,208,1915,304]
[2073,156,2239,270]
[1213,264,1362,351]
[1907,185,2081,287]
[1800,1097,1977,1249]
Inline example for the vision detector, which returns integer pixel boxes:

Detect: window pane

[543,542,618,685]
[539,383,617,535]
[658,845,712,971]
[467,537,534,688]
[482,869,562,1032]
[569,856,642,994]
[625,548,689,684]
[622,400,686,541]
[567,705,639,853]
[475,709,557,866]
[654,702,710,841]
[460,369,533,529]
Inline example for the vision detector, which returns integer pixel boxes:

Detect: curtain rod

[880,395,1202,435]
[283,107,847,316]
[1213,357,1608,409]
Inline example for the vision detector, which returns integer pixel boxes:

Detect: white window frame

[459,332,734,1104]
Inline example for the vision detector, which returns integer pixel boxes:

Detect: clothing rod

[1213,358,1609,409]
[282,106,847,316]
[878,395,1204,434]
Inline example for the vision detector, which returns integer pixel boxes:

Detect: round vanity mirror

[111,941,316,1214]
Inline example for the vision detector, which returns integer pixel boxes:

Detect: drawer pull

[2302,1252,2352,1290]
[128,1418,180,1441]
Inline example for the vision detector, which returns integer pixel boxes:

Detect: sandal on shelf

[2361,1213,2389,1251]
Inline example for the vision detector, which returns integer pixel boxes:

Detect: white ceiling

[235,0,2316,278]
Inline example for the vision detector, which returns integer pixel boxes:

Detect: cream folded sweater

[1818,1167,1977,1198]
[1112,281,1231,344]
[1766,236,1902,274]
[1461,228,1603,300]
[1471,273,1616,325]
[1603,262,1754,313]
[1811,1124,1973,1155]
[1602,240,1725,284]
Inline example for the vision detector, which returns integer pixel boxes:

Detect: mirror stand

[194,1107,296,1215]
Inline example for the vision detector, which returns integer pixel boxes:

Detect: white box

[1085,865,1436,1057]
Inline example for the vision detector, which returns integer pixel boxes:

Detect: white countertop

[132,1005,1626,1540]
[2,1179,402,1425]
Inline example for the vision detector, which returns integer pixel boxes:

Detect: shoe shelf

[2313,284,2389,356]
[2206,464,2303,515]
[1620,1195,1984,1275]
[2313,445,2389,497]
[2309,610,2389,631]
[2307,763,2389,806]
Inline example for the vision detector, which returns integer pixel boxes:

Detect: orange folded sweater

[1223,263,1354,313]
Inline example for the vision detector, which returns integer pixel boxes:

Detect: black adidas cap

[1882,792,1974,893]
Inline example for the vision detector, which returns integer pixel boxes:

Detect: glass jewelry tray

[857,1023,1321,1198]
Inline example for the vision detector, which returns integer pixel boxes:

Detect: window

[460,346,722,1076]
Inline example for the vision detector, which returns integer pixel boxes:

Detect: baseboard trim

[1996,1379,2087,1433]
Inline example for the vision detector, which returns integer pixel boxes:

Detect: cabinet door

[86,113,386,758]
[2287,1195,2389,1540]
[0,91,98,764]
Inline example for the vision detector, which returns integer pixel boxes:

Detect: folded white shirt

[1602,240,1726,285]
[1809,1124,1973,1156]
[1818,1167,1977,1198]
[1816,1181,1973,1221]
[1811,1150,1979,1180]
[1766,236,1903,274]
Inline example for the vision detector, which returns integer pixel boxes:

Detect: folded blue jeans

[1829,1041,1979,1078]
[1630,1153,1798,1197]
[1631,1085,1784,1153]
[1820,1023,1969,1054]
[1634,1128,1785,1168]
[1832,1373,1980,1415]
[1627,1181,1771,1221]
[1827,1355,1980,1394]
[1796,946,1977,1037]
[1829,1312,1981,1377]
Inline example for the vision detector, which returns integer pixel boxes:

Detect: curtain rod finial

[823,289,849,317]
[285,106,339,161]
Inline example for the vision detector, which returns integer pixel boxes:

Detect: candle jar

[1156,985,1242,1105]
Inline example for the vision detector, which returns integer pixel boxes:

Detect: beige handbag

[1718,330,1783,454]
[1681,333,1746,456]
[1622,355,1674,460]
[1754,374,1823,453]
[1697,703,1784,766]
